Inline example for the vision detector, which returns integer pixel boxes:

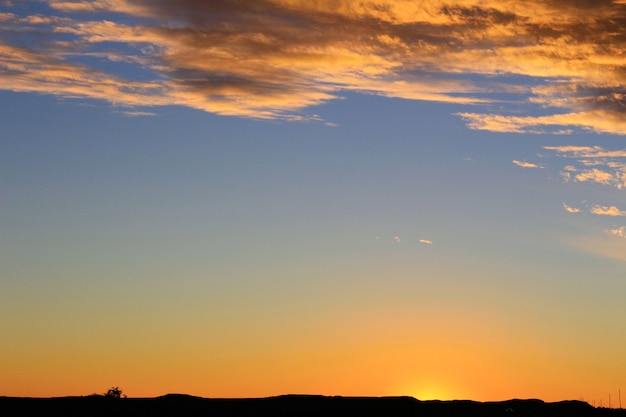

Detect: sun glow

[404,382,454,401]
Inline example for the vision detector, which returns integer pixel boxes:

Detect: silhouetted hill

[1,394,625,417]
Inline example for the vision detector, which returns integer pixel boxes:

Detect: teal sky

[1,0,625,403]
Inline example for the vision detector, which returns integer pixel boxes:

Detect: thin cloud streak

[457,111,626,135]
[0,0,624,131]
[121,111,157,117]
[512,160,543,169]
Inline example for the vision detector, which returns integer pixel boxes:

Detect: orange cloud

[590,205,626,217]
[0,0,624,130]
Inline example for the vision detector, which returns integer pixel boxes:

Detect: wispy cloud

[457,110,626,135]
[563,203,626,217]
[608,227,626,238]
[120,111,157,117]
[563,203,581,214]
[544,146,626,159]
[562,202,626,217]
[544,145,626,189]
[590,205,626,217]
[512,160,543,169]
[0,0,625,131]
[419,239,433,245]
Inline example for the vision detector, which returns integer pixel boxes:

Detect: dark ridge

[156,393,204,400]
[0,394,623,417]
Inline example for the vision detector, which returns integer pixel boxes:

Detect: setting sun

[410,386,451,401]
[398,378,467,401]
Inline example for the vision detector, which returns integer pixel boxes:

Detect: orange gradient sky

[1,0,625,404]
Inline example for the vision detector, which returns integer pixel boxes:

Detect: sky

[1,0,626,404]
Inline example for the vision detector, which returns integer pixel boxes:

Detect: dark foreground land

[2,394,626,417]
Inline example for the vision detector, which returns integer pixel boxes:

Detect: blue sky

[1,0,625,402]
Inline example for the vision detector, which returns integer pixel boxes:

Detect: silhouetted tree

[105,387,124,399]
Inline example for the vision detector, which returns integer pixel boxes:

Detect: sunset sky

[1,0,626,404]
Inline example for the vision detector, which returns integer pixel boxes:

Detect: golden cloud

[575,169,616,186]
[590,205,626,217]
[0,0,624,130]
